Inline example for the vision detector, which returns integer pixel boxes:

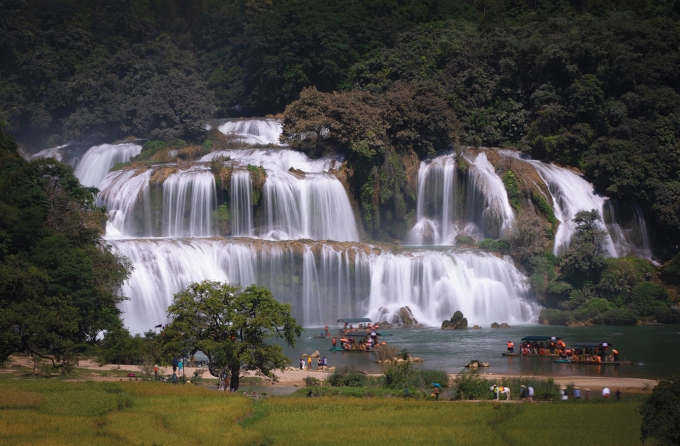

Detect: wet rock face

[398,306,423,328]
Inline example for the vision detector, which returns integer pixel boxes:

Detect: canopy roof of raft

[521,336,561,341]
[572,342,612,348]
[337,318,372,323]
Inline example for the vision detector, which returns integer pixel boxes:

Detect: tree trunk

[230,363,241,391]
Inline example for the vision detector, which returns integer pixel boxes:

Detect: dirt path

[72,359,658,391]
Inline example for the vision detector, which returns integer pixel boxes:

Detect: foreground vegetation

[0,374,653,446]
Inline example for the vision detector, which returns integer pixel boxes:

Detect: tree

[0,124,132,364]
[561,209,607,286]
[508,211,549,265]
[164,281,302,391]
[640,376,680,446]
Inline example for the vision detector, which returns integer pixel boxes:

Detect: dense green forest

[1,0,680,333]
[2,0,679,256]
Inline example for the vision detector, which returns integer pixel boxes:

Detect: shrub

[304,376,322,387]
[478,238,510,254]
[452,369,493,400]
[602,308,638,325]
[631,282,669,317]
[640,376,680,445]
[539,308,573,325]
[655,308,680,324]
[384,362,413,389]
[414,369,449,388]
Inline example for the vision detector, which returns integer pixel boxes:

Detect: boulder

[490,322,512,329]
[398,306,420,328]
[465,360,489,368]
[328,366,336,372]
[442,310,468,329]
[472,325,482,329]
[310,350,320,358]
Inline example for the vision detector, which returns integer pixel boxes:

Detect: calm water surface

[278,325,680,379]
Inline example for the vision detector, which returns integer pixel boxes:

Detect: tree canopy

[0,124,131,365]
[163,281,302,391]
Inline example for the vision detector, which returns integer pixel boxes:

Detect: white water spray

[74,143,142,188]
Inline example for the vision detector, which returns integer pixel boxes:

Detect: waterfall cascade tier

[74,143,142,188]
[409,151,515,245]
[206,118,283,146]
[200,148,342,172]
[498,150,654,260]
[99,146,357,241]
[110,238,540,333]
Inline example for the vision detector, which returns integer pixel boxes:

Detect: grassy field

[0,375,652,446]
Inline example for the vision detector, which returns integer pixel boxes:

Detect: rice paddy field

[0,376,653,446]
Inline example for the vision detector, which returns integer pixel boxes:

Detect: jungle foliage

[2,0,680,255]
[0,125,132,366]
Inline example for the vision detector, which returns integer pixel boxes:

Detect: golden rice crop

[0,390,45,409]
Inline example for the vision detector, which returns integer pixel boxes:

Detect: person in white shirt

[602,387,611,398]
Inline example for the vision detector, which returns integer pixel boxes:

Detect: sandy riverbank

[72,359,658,392]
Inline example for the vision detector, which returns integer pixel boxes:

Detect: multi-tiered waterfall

[65,119,655,333]
[63,120,539,332]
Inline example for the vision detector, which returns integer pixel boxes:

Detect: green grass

[0,375,651,446]
[244,398,648,446]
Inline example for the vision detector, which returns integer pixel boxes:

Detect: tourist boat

[553,342,637,365]
[329,332,387,352]
[502,335,563,357]
[316,317,392,338]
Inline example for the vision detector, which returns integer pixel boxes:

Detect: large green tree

[163,281,302,391]
[0,124,131,365]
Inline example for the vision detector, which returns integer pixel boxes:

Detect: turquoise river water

[276,325,680,379]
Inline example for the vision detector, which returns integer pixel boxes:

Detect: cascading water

[200,148,342,172]
[74,143,142,188]
[408,151,515,244]
[365,249,539,327]
[603,199,654,261]
[99,169,152,237]
[262,170,359,241]
[29,144,68,162]
[231,170,254,236]
[162,167,216,237]
[465,152,516,239]
[82,124,544,332]
[110,238,539,332]
[208,119,283,146]
[500,150,654,259]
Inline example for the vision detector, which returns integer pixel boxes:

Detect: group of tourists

[334,332,384,351]
[299,356,328,370]
[508,338,621,363]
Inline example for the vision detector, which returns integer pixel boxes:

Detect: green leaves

[164,281,302,389]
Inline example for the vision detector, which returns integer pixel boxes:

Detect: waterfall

[408,151,514,244]
[465,152,515,239]
[262,170,359,241]
[109,238,539,332]
[99,169,152,237]
[500,150,654,259]
[603,199,654,261]
[74,143,142,188]
[209,119,283,146]
[231,170,254,236]
[365,249,539,327]
[200,148,342,172]
[162,167,216,237]
[29,144,68,162]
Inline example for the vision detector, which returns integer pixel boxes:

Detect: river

[277,325,680,379]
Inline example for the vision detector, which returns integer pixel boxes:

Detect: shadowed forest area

[2,0,680,258]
